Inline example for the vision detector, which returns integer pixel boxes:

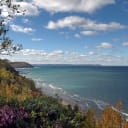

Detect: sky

[1,0,128,65]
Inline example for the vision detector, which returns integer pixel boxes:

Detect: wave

[35,80,128,119]
[34,80,110,111]
[18,67,128,118]
[49,84,61,90]
[34,79,128,120]
[111,106,128,119]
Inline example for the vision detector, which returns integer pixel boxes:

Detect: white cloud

[0,5,9,17]
[74,34,80,38]
[89,51,95,55]
[33,0,115,13]
[80,54,87,57]
[48,50,64,57]
[46,16,126,31]
[122,42,128,46]
[16,1,39,16]
[2,49,128,65]
[97,42,113,49]
[47,16,85,29]
[17,49,47,56]
[22,18,30,24]
[0,1,39,17]
[32,38,43,41]
[90,22,126,31]
[17,49,64,57]
[81,31,97,36]
[11,24,35,33]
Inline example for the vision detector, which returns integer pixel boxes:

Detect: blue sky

[1,0,128,65]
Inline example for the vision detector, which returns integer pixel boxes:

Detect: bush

[0,105,28,127]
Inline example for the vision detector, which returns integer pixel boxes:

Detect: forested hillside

[0,59,128,128]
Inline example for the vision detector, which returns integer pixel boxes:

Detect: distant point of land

[10,62,33,68]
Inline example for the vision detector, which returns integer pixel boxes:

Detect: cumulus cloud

[1,1,39,17]
[81,31,97,36]
[32,0,115,13]
[2,48,128,65]
[18,49,46,56]
[46,16,126,31]
[90,22,126,31]
[122,42,128,46]
[18,49,64,57]
[11,24,35,33]
[97,42,113,49]
[47,16,85,29]
[15,1,39,16]
[48,50,64,57]
[32,38,43,41]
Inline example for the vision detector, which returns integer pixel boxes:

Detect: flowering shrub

[0,105,28,127]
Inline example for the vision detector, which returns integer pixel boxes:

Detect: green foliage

[0,59,86,127]
[16,96,85,128]
[83,109,96,128]
[0,59,128,128]
[0,59,35,89]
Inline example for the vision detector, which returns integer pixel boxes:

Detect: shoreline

[16,67,128,118]
[34,80,128,119]
[35,80,108,112]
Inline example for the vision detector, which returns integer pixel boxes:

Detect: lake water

[17,65,128,112]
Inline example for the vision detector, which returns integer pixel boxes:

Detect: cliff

[10,62,33,68]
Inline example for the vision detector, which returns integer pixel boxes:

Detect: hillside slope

[10,62,33,68]
[0,59,128,128]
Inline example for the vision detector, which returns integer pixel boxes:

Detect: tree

[83,109,96,128]
[99,104,128,128]
[0,0,23,55]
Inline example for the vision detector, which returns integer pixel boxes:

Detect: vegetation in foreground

[1,1,128,127]
[0,59,128,128]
